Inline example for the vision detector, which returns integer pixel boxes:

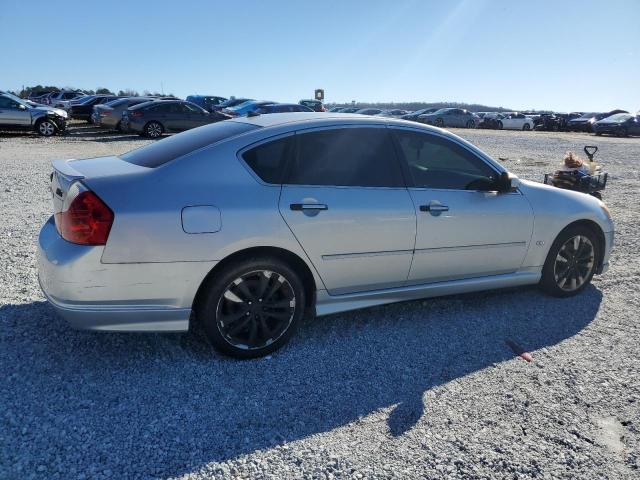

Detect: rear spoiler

[51,159,84,180]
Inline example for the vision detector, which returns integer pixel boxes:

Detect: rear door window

[286,127,404,188]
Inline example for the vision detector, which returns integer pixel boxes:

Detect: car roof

[231,112,433,129]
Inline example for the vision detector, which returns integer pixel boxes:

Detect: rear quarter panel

[93,132,322,286]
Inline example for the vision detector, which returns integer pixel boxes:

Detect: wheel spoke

[265,299,294,309]
[573,236,581,252]
[258,316,274,339]
[263,275,284,300]
[219,308,249,327]
[233,278,255,302]
[264,310,293,320]
[227,316,251,337]
[256,271,271,299]
[247,320,259,346]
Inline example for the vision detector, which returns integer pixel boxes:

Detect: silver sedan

[38,113,614,358]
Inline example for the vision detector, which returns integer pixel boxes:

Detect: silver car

[38,113,614,358]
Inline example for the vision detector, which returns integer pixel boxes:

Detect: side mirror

[497,172,520,192]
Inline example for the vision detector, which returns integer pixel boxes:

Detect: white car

[496,112,534,131]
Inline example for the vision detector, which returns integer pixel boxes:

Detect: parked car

[48,90,86,107]
[355,108,383,115]
[478,112,499,129]
[255,103,313,114]
[327,106,345,112]
[418,108,479,128]
[568,110,628,132]
[337,107,359,113]
[493,112,534,131]
[92,97,156,130]
[212,97,254,111]
[28,91,57,103]
[299,99,326,112]
[377,109,410,118]
[593,113,640,137]
[0,93,67,136]
[223,100,276,117]
[401,108,439,121]
[38,113,614,358]
[68,95,120,122]
[186,95,228,112]
[121,100,227,138]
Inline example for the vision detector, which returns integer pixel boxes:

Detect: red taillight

[55,188,113,245]
[321,106,327,112]
[99,110,111,116]
[129,110,143,117]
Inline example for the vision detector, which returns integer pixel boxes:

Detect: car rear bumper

[37,216,216,332]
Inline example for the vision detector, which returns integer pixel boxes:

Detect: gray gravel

[1,124,639,479]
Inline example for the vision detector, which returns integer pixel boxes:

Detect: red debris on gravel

[505,339,533,362]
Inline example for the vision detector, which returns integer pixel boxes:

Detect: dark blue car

[593,113,640,137]
[255,103,313,114]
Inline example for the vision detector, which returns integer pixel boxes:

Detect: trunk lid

[50,157,149,217]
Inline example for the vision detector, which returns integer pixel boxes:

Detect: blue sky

[2,0,638,112]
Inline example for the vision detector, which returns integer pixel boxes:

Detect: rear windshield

[120,121,259,168]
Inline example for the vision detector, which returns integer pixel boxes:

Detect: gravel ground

[1,123,639,479]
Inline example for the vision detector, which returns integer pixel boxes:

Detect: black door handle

[290,203,328,211]
[420,204,449,213]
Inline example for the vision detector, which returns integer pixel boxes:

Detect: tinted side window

[287,128,403,188]
[148,103,170,113]
[242,136,291,184]
[393,130,497,190]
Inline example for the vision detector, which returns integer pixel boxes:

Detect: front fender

[518,179,613,269]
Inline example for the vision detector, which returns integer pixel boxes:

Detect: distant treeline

[326,101,515,112]
[11,85,172,98]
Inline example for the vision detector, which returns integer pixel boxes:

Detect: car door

[278,126,417,295]
[163,103,188,131]
[0,97,31,126]
[391,127,534,284]
[183,102,210,128]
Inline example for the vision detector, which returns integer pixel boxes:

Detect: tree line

[10,85,172,98]
[325,101,514,112]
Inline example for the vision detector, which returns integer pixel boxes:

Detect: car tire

[523,123,531,131]
[144,121,164,138]
[35,118,57,137]
[115,121,122,132]
[496,121,503,130]
[435,118,444,127]
[196,256,307,359]
[539,225,600,298]
[466,120,475,128]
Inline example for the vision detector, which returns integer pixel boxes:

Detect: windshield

[227,100,254,111]
[603,114,632,122]
[578,112,598,119]
[2,92,29,107]
[433,108,450,114]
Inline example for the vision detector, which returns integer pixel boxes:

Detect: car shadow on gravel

[0,286,602,478]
